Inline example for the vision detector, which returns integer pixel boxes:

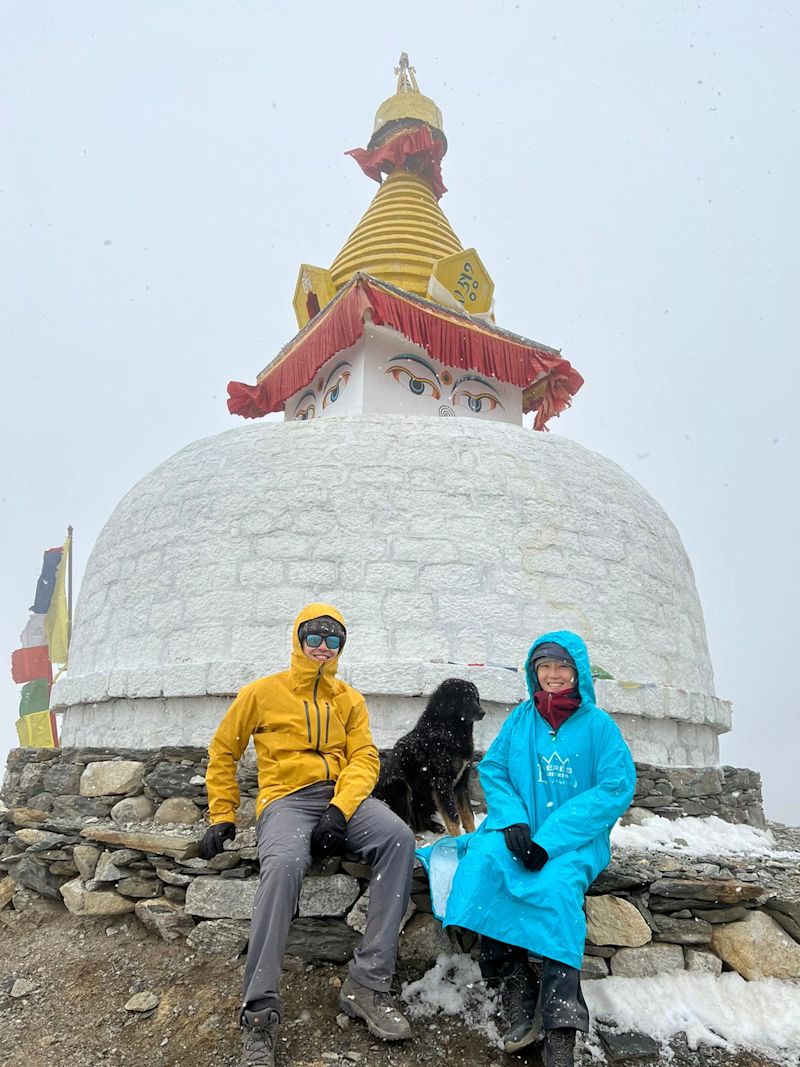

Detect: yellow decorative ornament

[329,169,462,296]
[292,264,337,331]
[428,248,495,316]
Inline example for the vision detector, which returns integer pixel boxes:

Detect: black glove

[198,821,236,860]
[503,824,548,871]
[310,805,347,858]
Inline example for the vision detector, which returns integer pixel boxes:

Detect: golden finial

[371,53,444,144]
[394,52,420,94]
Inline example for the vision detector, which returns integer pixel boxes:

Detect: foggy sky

[2,2,798,822]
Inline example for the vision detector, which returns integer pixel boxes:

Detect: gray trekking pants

[242,781,416,1018]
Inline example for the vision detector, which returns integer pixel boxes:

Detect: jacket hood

[524,630,596,707]
[290,602,347,689]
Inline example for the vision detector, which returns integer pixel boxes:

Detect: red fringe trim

[227,275,583,430]
[346,127,447,200]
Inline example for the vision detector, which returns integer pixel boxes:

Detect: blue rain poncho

[417,630,636,970]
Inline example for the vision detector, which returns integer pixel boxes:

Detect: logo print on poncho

[537,751,576,787]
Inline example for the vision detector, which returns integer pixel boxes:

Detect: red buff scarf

[534,688,581,735]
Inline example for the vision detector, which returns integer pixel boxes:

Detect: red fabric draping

[11,645,53,685]
[346,126,447,200]
[226,275,583,429]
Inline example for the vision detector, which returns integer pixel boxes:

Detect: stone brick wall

[3,746,796,989]
[52,417,730,765]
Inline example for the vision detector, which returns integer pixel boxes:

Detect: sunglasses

[304,634,342,650]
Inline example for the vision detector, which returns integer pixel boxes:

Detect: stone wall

[2,746,796,987]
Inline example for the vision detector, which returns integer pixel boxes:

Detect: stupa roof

[227,273,583,430]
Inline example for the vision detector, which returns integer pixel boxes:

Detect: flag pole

[67,525,73,648]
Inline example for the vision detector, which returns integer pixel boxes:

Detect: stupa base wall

[59,691,723,768]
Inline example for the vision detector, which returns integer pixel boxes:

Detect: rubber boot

[501,959,541,1053]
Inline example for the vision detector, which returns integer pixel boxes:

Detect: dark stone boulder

[144,762,207,800]
[284,918,360,963]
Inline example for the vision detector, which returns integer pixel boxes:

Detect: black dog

[374,678,485,836]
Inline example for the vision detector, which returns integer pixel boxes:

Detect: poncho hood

[525,629,596,708]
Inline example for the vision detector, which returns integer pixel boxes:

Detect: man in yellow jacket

[199,603,416,1067]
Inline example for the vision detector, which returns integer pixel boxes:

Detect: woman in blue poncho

[419,631,636,1067]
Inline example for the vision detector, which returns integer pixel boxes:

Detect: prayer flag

[30,548,63,614]
[10,646,52,684]
[19,679,51,716]
[15,710,59,749]
[20,614,47,649]
[45,535,71,664]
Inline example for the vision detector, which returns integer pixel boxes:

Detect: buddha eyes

[294,401,316,420]
[387,366,441,400]
[452,390,502,413]
[323,370,351,408]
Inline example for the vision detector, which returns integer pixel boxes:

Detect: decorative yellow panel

[293,265,336,330]
[430,248,494,315]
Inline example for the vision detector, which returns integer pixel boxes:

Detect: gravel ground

[0,899,790,1067]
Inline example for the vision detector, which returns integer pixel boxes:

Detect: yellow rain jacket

[206,603,379,824]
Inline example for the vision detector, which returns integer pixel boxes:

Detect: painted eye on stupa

[387,366,441,400]
[322,370,351,408]
[452,391,502,414]
[294,400,317,421]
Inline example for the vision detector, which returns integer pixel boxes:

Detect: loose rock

[125,991,160,1013]
[10,978,36,999]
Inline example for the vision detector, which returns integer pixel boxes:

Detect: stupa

[53,56,730,766]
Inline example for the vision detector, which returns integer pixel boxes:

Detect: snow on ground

[402,953,502,1047]
[611,814,799,857]
[405,956,800,1062]
[585,972,800,1060]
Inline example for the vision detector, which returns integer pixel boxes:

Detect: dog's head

[426,679,485,723]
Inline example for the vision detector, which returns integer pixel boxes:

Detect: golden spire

[394,51,418,93]
[329,169,462,295]
[370,52,444,147]
[325,55,458,297]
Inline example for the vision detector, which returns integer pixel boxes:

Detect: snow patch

[403,956,800,1061]
[401,953,502,1047]
[611,814,797,856]
[585,972,800,1060]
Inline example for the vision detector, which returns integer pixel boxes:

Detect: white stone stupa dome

[55,416,730,765]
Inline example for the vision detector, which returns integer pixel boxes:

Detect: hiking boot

[240,1008,279,1067]
[338,976,412,1041]
[543,1027,577,1067]
[501,959,541,1053]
